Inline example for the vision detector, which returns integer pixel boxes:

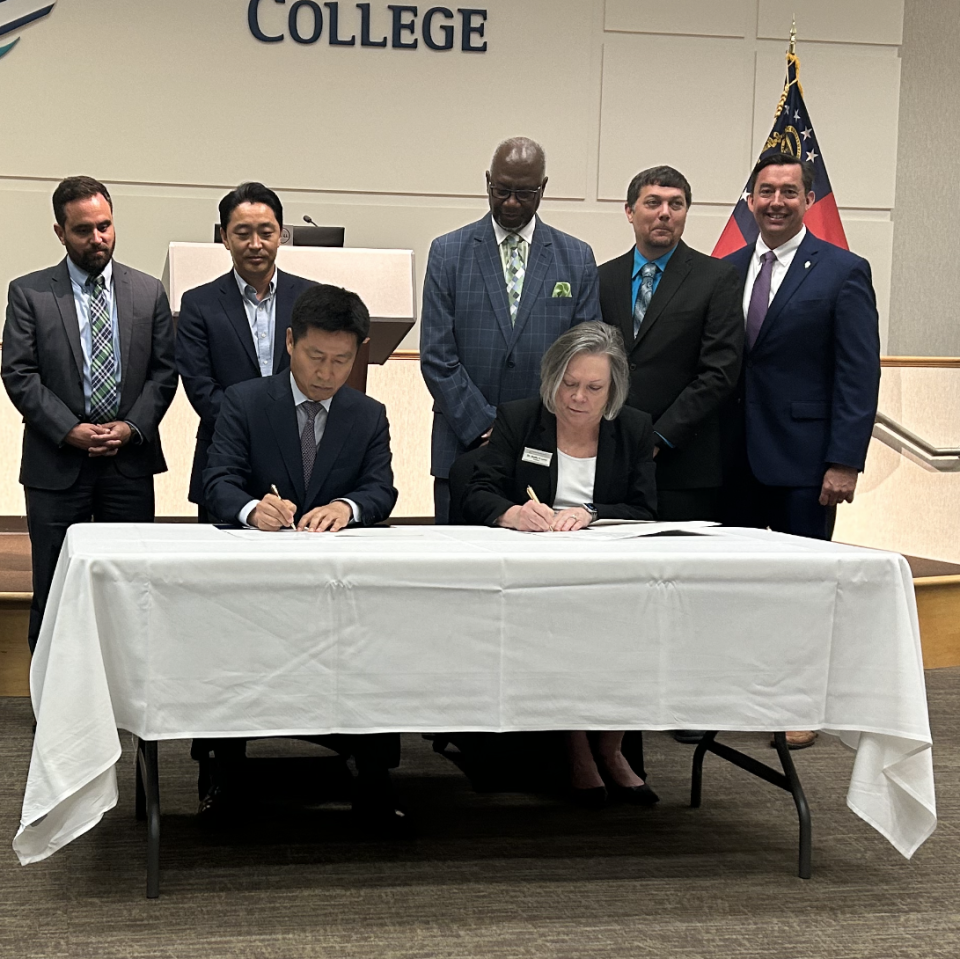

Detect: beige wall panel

[758,0,904,46]
[604,0,750,37]
[841,218,894,352]
[0,0,592,199]
[753,42,901,209]
[598,35,756,204]
[836,367,960,563]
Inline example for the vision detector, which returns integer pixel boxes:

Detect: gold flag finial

[789,16,797,54]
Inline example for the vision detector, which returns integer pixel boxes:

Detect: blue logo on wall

[0,0,57,60]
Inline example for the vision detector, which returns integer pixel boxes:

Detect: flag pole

[789,16,797,55]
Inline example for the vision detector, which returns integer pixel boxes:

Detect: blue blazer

[176,269,316,504]
[420,213,601,479]
[725,232,880,487]
[203,374,398,527]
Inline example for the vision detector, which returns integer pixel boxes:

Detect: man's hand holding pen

[249,490,297,531]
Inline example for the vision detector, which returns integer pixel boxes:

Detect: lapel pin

[804,261,811,269]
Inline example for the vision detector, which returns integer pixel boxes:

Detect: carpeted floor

[1,671,958,959]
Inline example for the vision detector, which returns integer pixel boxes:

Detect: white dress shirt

[493,215,537,276]
[553,450,597,511]
[741,226,807,321]
[238,374,360,526]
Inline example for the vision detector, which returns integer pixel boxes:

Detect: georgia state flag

[713,52,848,258]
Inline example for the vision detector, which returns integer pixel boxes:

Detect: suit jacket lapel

[265,375,305,501]
[634,241,691,350]
[753,233,821,351]
[475,218,513,345]
[510,224,552,345]
[273,270,295,374]
[593,419,616,502]
[217,272,259,370]
[608,249,636,349]
[305,388,351,506]
[531,406,559,506]
[113,263,136,410]
[50,260,84,380]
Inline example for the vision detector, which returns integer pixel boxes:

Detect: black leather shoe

[570,785,608,809]
[607,782,660,805]
[673,729,706,744]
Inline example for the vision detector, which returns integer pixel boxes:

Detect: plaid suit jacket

[420,213,600,478]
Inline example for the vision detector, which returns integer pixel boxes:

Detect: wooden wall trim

[881,356,960,368]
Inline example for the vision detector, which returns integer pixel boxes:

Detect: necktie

[87,274,119,423]
[632,262,659,338]
[503,234,525,325]
[300,400,326,488]
[746,251,777,350]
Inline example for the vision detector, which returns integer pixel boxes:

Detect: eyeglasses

[488,184,543,202]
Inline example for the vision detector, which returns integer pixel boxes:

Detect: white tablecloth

[15,523,936,864]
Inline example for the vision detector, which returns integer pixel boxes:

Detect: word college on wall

[248,1,489,51]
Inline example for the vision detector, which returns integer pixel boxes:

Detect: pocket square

[551,282,572,298]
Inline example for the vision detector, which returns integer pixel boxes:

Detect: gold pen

[526,485,541,504]
[270,484,297,531]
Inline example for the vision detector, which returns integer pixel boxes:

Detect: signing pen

[270,484,297,531]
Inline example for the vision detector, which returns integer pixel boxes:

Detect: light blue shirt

[66,257,121,417]
[234,268,277,377]
[631,245,677,309]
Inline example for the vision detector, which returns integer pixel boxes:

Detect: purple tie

[745,251,776,350]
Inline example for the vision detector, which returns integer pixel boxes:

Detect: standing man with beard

[420,137,601,523]
[176,182,316,520]
[2,176,178,652]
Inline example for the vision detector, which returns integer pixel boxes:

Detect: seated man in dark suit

[176,181,316,520]
[197,283,404,832]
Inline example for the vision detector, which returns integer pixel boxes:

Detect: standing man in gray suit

[2,176,178,652]
[420,137,601,523]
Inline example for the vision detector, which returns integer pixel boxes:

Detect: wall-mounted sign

[248,1,487,51]
[0,0,57,60]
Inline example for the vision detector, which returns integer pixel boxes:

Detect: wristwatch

[582,502,599,525]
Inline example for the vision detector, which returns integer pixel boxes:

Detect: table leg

[771,732,812,880]
[135,738,161,899]
[689,731,812,879]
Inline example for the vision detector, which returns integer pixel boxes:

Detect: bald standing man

[420,137,601,523]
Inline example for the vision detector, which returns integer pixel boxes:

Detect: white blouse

[553,450,597,510]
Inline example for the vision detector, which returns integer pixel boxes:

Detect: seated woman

[461,321,658,806]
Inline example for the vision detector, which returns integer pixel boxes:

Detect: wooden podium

[164,243,416,392]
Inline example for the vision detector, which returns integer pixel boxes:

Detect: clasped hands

[249,493,352,532]
[498,501,592,532]
[65,421,132,457]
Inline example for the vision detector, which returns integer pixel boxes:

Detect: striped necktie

[87,274,119,423]
[503,234,525,325]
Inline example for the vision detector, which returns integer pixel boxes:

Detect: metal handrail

[872,412,960,472]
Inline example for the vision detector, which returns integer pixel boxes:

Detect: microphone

[303,215,320,229]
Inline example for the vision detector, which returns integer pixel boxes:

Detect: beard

[71,243,114,276]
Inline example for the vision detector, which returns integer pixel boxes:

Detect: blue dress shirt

[234,269,278,377]
[631,245,677,310]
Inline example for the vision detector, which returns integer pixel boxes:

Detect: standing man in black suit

[2,176,178,652]
[176,181,316,520]
[599,166,743,746]
[599,166,744,523]
[198,283,404,832]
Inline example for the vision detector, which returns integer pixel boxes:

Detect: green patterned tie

[503,234,525,325]
[88,275,119,423]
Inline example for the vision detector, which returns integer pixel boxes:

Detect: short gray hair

[539,322,630,421]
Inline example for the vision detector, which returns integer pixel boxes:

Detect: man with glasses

[420,137,601,523]
[723,153,880,749]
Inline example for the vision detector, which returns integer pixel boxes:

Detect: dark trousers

[25,458,155,652]
[656,487,723,523]
[725,465,836,541]
[433,477,451,525]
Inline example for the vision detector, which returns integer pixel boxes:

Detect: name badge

[522,447,553,467]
